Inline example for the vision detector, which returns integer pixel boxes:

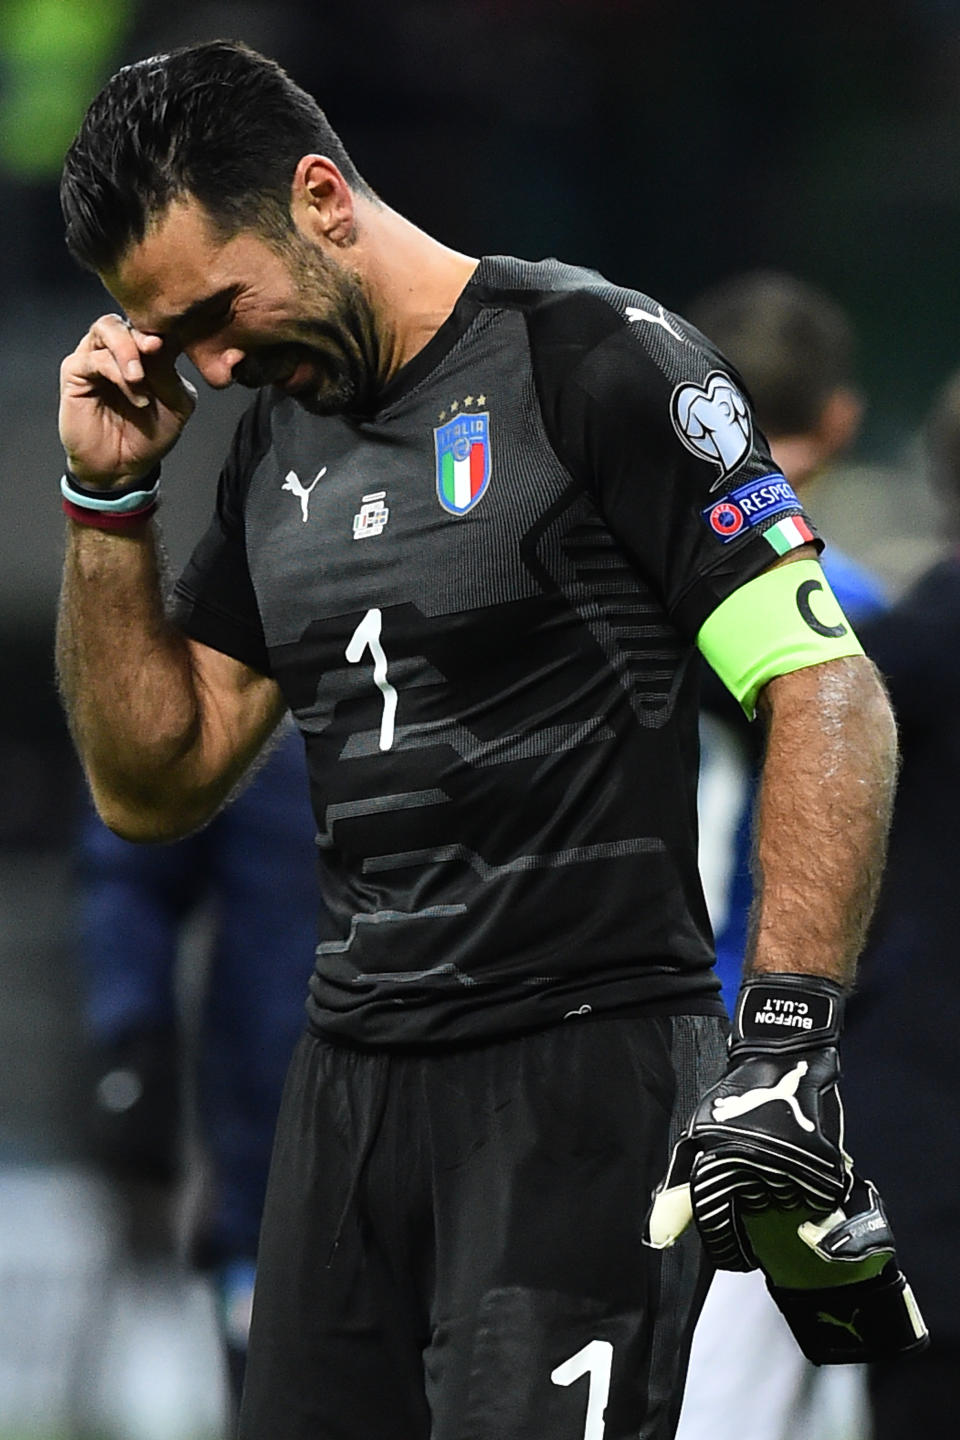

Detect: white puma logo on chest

[712,1060,815,1133]
[282,465,327,521]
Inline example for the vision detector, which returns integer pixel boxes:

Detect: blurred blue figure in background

[679,272,888,1440]
[76,721,318,1409]
[841,367,960,1440]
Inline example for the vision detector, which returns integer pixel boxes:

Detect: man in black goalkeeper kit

[56,41,926,1440]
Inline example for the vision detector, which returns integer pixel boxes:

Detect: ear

[290,154,356,247]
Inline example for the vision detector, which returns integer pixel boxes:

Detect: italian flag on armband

[764,515,815,556]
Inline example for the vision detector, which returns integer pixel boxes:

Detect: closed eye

[135,285,241,346]
[175,289,238,343]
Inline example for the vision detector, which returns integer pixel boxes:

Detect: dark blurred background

[0,1,956,1430]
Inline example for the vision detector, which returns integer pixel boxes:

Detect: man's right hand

[59,314,197,488]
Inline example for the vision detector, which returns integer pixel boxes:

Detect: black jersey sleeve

[528,285,822,639]
[170,393,273,676]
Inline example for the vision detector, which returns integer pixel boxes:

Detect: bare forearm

[55,314,285,838]
[56,521,211,834]
[746,656,898,986]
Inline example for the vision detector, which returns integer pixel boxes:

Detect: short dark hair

[61,39,374,273]
[686,270,856,436]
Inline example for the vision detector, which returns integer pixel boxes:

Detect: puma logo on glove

[712,1060,815,1133]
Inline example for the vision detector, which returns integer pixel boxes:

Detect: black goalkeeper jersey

[172,255,818,1045]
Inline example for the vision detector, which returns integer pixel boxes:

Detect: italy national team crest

[434,410,491,515]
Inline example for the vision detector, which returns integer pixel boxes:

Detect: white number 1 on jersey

[345,608,397,752]
[551,1339,613,1440]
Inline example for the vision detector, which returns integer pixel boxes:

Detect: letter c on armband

[796,579,848,639]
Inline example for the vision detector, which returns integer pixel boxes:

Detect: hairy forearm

[746,656,898,986]
[57,522,211,837]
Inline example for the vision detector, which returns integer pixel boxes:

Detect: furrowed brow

[144,285,239,337]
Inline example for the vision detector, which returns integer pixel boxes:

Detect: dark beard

[232,254,383,416]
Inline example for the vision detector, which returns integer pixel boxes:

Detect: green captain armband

[697,559,864,718]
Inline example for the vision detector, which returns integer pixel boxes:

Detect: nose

[184,340,245,389]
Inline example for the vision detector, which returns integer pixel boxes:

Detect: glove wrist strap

[731,973,844,1056]
[767,1259,929,1365]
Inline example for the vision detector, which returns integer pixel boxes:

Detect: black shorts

[239,1013,727,1440]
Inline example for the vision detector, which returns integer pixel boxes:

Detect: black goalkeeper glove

[648,974,851,1269]
[644,973,929,1364]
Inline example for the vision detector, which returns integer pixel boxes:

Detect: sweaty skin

[748,652,897,986]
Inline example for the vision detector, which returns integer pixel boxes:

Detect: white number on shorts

[345,608,397,752]
[550,1338,613,1440]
